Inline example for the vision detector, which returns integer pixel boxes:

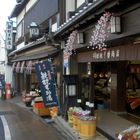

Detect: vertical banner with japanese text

[5,21,13,50]
[35,60,58,107]
[0,74,5,89]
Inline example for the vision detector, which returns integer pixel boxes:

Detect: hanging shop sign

[93,48,120,61]
[64,54,69,68]
[20,61,25,73]
[12,62,16,72]
[78,44,140,63]
[5,21,13,50]
[0,74,5,89]
[26,61,32,75]
[35,60,58,107]
[15,62,20,73]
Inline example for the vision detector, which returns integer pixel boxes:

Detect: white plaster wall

[17,9,25,24]
[77,0,85,8]
[0,64,5,75]
[66,0,75,20]
[16,42,25,50]
[5,65,12,84]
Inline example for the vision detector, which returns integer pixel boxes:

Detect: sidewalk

[53,116,108,140]
[7,96,139,140]
[7,96,108,140]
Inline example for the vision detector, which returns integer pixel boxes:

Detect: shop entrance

[78,62,111,110]
[126,63,140,117]
[93,63,111,110]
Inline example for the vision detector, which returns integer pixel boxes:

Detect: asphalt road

[0,117,5,140]
[0,99,65,140]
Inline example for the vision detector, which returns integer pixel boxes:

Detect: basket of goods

[79,116,96,139]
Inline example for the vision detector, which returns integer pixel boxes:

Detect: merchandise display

[117,125,140,140]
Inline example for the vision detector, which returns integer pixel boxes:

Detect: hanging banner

[0,74,5,89]
[35,60,58,107]
[5,21,13,50]
[63,53,69,68]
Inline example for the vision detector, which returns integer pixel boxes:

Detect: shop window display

[80,73,111,110]
[126,73,140,115]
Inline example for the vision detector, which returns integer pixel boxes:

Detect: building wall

[108,7,140,40]
[76,0,85,8]
[24,0,58,33]
[66,0,75,20]
[26,0,37,12]
[5,65,12,84]
[17,9,25,24]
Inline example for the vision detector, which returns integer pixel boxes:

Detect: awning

[12,62,16,72]
[20,61,25,73]
[26,61,32,75]
[10,45,59,62]
[15,62,20,73]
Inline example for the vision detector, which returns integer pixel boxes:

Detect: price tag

[77,99,81,103]
[86,102,90,106]
[90,103,94,107]
[118,134,122,140]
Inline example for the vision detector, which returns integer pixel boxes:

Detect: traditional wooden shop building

[8,0,62,97]
[8,0,140,116]
[53,0,140,115]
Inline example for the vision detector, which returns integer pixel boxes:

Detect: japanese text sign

[0,74,5,89]
[6,21,13,50]
[35,60,58,107]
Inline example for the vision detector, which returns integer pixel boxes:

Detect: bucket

[67,111,73,127]
[72,115,78,131]
[79,119,96,139]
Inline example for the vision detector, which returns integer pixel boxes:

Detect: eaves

[53,0,119,37]
[8,36,46,57]
[10,0,29,18]
[11,46,58,62]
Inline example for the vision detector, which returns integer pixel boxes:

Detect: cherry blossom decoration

[64,30,78,57]
[89,12,112,50]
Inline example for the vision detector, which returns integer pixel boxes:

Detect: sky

[0,0,16,45]
[0,0,16,61]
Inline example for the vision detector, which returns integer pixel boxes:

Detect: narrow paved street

[0,99,65,140]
